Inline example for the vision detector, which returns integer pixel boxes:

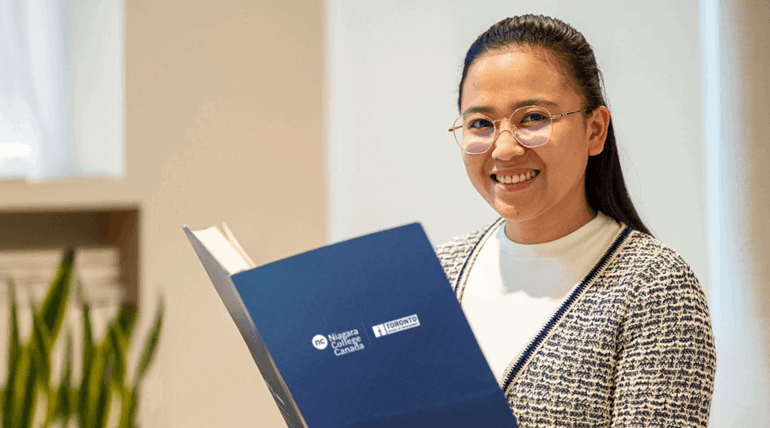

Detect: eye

[521,112,548,123]
[466,117,493,132]
[516,109,551,130]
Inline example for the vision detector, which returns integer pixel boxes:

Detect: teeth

[495,170,538,184]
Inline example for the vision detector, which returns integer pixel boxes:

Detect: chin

[488,200,540,223]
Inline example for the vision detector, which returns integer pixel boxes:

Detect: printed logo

[372,314,420,338]
[312,334,328,350]
[312,330,365,356]
[372,324,388,338]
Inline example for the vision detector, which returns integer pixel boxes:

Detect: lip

[496,180,535,191]
[491,169,540,191]
[492,168,538,177]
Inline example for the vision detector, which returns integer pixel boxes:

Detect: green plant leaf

[93,368,112,428]
[109,306,138,400]
[55,333,74,426]
[134,297,164,385]
[109,321,129,387]
[83,342,105,428]
[16,345,37,428]
[127,385,141,428]
[38,249,73,342]
[85,327,121,428]
[79,300,94,428]
[6,282,20,373]
[109,307,138,428]
[116,306,138,341]
[42,386,57,428]
[116,386,134,428]
[17,250,74,428]
[31,308,53,386]
[30,309,58,428]
[2,283,21,428]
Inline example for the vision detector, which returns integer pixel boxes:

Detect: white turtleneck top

[461,212,622,380]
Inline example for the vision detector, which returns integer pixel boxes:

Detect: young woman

[436,15,716,427]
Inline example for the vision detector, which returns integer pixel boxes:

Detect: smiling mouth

[492,170,540,184]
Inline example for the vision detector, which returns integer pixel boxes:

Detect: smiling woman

[436,15,716,428]
[459,46,607,244]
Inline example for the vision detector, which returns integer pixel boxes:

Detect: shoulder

[433,219,502,287]
[433,225,489,261]
[615,230,708,301]
[610,229,714,342]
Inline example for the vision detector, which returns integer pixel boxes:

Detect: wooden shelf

[0,207,140,306]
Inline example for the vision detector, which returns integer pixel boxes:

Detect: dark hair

[459,15,652,235]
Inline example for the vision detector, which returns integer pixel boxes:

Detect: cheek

[463,155,490,201]
[548,148,590,188]
[463,154,484,178]
[543,136,589,174]
[462,153,471,171]
[462,155,489,193]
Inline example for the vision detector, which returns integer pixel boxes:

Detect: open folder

[183,222,518,428]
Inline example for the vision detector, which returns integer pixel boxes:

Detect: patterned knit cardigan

[434,218,716,428]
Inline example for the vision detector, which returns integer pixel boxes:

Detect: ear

[587,106,610,156]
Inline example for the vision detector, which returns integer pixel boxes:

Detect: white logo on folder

[311,330,365,356]
[312,335,328,350]
[373,314,420,337]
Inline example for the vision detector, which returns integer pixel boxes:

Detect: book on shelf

[183,222,518,428]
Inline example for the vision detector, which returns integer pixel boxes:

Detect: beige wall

[0,1,326,426]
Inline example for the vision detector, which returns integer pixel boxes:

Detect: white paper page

[221,223,256,268]
[192,226,252,275]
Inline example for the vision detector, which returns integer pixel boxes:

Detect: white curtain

[0,0,124,181]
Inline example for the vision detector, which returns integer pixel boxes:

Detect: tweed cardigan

[435,218,716,427]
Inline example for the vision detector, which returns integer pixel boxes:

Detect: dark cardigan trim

[453,217,505,300]
[500,226,634,393]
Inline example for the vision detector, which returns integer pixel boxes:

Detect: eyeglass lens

[453,106,553,154]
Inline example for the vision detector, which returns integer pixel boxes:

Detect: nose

[491,119,526,160]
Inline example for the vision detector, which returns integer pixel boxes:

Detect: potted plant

[1,249,163,428]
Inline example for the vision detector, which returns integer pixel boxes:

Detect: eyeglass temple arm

[551,108,588,120]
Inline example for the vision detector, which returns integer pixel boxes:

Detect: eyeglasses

[449,106,588,154]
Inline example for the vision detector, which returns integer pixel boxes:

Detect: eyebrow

[461,97,559,116]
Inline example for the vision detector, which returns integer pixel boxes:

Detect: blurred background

[0,0,767,426]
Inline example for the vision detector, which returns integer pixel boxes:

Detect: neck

[504,201,596,245]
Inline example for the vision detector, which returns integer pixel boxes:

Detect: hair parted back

[458,14,651,235]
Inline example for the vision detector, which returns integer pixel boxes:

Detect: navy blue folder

[184,223,518,428]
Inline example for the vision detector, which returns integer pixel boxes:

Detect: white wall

[702,0,770,425]
[68,0,125,178]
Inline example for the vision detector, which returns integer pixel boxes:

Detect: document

[184,222,518,428]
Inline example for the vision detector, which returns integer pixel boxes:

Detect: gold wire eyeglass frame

[448,106,588,154]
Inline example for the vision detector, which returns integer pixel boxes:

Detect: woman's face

[460,47,608,244]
